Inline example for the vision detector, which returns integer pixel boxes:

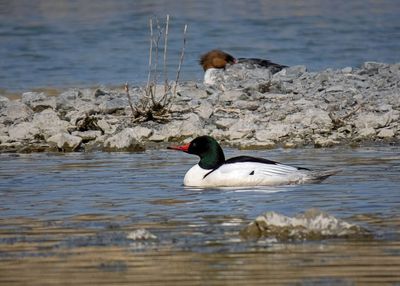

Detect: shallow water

[0,147,400,284]
[1,0,400,92]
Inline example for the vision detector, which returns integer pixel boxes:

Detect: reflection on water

[0,147,399,284]
[0,0,400,91]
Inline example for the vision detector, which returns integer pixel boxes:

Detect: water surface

[0,147,399,284]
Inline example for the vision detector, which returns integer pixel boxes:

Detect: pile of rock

[0,61,399,153]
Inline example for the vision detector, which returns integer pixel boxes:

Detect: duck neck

[198,144,225,170]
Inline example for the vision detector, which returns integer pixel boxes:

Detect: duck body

[169,136,338,188]
[183,159,310,187]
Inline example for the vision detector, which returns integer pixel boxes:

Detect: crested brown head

[199,49,236,71]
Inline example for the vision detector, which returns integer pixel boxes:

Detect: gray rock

[56,89,80,111]
[326,85,345,93]
[0,96,10,103]
[103,128,145,152]
[377,128,395,138]
[178,87,208,100]
[214,118,237,129]
[356,127,376,139]
[32,109,71,139]
[240,209,370,241]
[1,101,33,123]
[219,90,244,102]
[275,65,307,78]
[71,130,103,141]
[194,100,213,120]
[98,97,129,114]
[341,67,353,73]
[21,92,56,111]
[130,126,153,141]
[47,133,82,151]
[353,112,392,129]
[95,118,117,135]
[255,123,291,142]
[238,138,275,150]
[8,122,39,141]
[313,135,340,148]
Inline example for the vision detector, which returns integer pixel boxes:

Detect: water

[1,147,400,284]
[1,0,400,92]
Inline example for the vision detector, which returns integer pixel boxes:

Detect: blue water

[0,0,400,92]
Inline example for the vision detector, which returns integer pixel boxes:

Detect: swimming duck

[168,136,338,187]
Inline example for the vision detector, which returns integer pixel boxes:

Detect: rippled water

[1,147,400,284]
[1,0,400,92]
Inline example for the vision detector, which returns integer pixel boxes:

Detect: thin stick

[144,18,154,110]
[125,83,136,117]
[163,15,169,94]
[168,24,187,107]
[151,18,163,105]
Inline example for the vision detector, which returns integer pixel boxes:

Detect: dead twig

[163,15,169,94]
[126,15,187,123]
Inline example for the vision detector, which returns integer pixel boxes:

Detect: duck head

[168,136,225,169]
[199,49,237,71]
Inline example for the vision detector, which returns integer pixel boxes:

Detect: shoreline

[1,61,399,153]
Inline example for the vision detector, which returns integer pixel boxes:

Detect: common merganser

[199,49,287,85]
[168,136,338,187]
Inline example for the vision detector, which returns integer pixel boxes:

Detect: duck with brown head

[199,49,287,85]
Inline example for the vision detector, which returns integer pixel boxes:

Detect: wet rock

[123,126,151,141]
[240,209,371,241]
[71,130,103,141]
[313,135,340,148]
[103,128,145,152]
[377,128,395,138]
[127,229,157,241]
[32,109,71,139]
[356,127,376,139]
[8,122,39,141]
[354,112,392,129]
[47,133,82,151]
[96,118,117,135]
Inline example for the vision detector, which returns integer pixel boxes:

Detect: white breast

[203,68,220,85]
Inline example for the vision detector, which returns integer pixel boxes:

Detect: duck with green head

[168,136,339,187]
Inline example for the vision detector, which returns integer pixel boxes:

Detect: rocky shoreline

[1,61,399,153]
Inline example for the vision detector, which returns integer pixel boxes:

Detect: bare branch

[167,24,187,107]
[163,15,169,93]
[124,83,136,117]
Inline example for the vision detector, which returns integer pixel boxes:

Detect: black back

[225,155,279,165]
